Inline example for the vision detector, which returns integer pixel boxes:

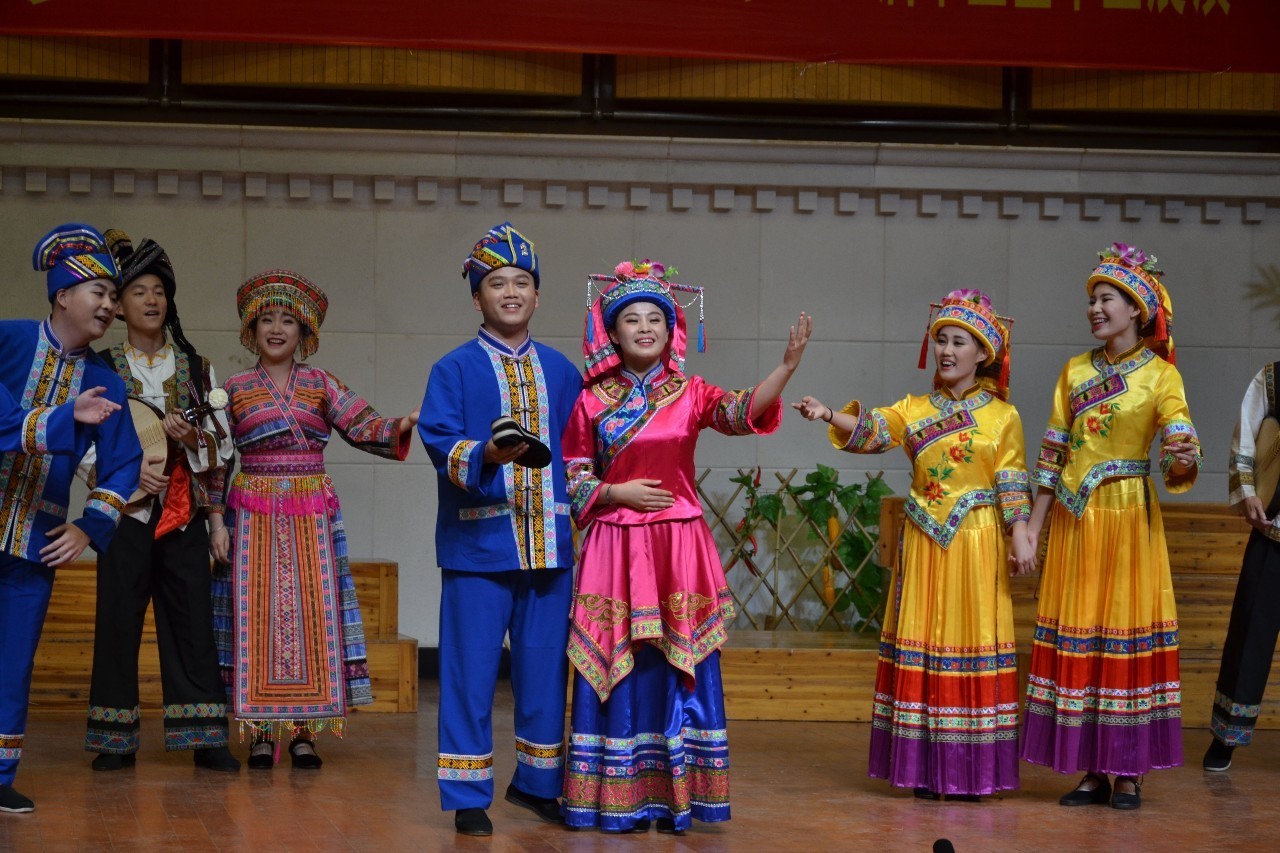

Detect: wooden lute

[126,383,228,504]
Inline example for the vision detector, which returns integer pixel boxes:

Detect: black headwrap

[104,229,206,405]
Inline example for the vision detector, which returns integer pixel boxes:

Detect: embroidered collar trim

[477,326,532,358]
[41,318,89,361]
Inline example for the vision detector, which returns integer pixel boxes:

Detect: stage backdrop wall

[2,118,1278,648]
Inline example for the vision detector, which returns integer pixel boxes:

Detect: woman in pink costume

[561,260,810,834]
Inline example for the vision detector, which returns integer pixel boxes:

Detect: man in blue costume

[418,222,581,837]
[0,224,142,814]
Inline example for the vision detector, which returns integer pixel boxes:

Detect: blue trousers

[437,568,572,811]
[0,555,55,786]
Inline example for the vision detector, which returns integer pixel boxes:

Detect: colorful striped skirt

[211,471,373,740]
[869,504,1020,795]
[563,643,730,832]
[1021,476,1182,775]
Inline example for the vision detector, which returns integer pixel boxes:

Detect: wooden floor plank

[7,681,1280,851]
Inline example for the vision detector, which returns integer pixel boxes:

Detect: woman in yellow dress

[795,289,1035,800]
[1021,243,1201,810]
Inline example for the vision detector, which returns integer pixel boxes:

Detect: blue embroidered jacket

[418,329,581,572]
[0,319,141,560]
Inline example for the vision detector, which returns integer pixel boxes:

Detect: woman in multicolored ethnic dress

[1020,244,1200,810]
[208,270,418,770]
[562,260,810,834]
[795,289,1036,801]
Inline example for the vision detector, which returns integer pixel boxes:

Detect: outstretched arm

[750,312,811,421]
[793,395,861,435]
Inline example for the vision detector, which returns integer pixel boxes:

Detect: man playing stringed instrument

[1,223,141,815]
[77,230,239,773]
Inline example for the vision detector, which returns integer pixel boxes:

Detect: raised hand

[782,312,813,372]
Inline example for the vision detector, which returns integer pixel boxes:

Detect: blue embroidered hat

[461,222,539,293]
[32,222,119,299]
[582,259,705,384]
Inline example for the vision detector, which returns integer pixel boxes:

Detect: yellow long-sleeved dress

[830,384,1030,795]
[1020,343,1200,776]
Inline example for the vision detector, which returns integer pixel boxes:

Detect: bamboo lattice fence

[696,467,891,634]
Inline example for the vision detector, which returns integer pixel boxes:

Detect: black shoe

[194,746,241,772]
[913,787,940,800]
[1058,773,1111,806]
[1111,776,1141,810]
[656,818,684,835]
[503,783,562,823]
[90,752,136,772]
[288,738,322,770]
[489,417,552,468]
[624,819,651,833]
[248,740,274,770]
[1203,738,1234,772]
[455,808,493,836]
[946,794,981,803]
[0,785,34,813]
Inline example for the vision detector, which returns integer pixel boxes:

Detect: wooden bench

[30,559,418,713]
[722,498,1264,728]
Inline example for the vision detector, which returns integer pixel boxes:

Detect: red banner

[2,0,1275,74]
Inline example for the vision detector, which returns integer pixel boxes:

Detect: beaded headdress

[461,221,539,293]
[918,289,1015,399]
[581,259,705,384]
[1087,242,1175,364]
[32,222,119,299]
[236,269,329,360]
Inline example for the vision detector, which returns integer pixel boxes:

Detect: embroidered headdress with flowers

[236,269,329,361]
[581,259,705,384]
[918,288,1016,400]
[1087,242,1175,364]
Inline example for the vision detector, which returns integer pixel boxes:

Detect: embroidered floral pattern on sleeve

[447,439,478,490]
[21,406,53,455]
[1032,425,1070,490]
[709,387,756,436]
[85,488,127,524]
[995,469,1032,529]
[833,402,895,454]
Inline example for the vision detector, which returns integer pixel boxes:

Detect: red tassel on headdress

[917,335,930,370]
[998,346,1011,398]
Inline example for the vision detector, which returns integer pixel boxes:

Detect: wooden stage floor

[3,680,1276,852]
